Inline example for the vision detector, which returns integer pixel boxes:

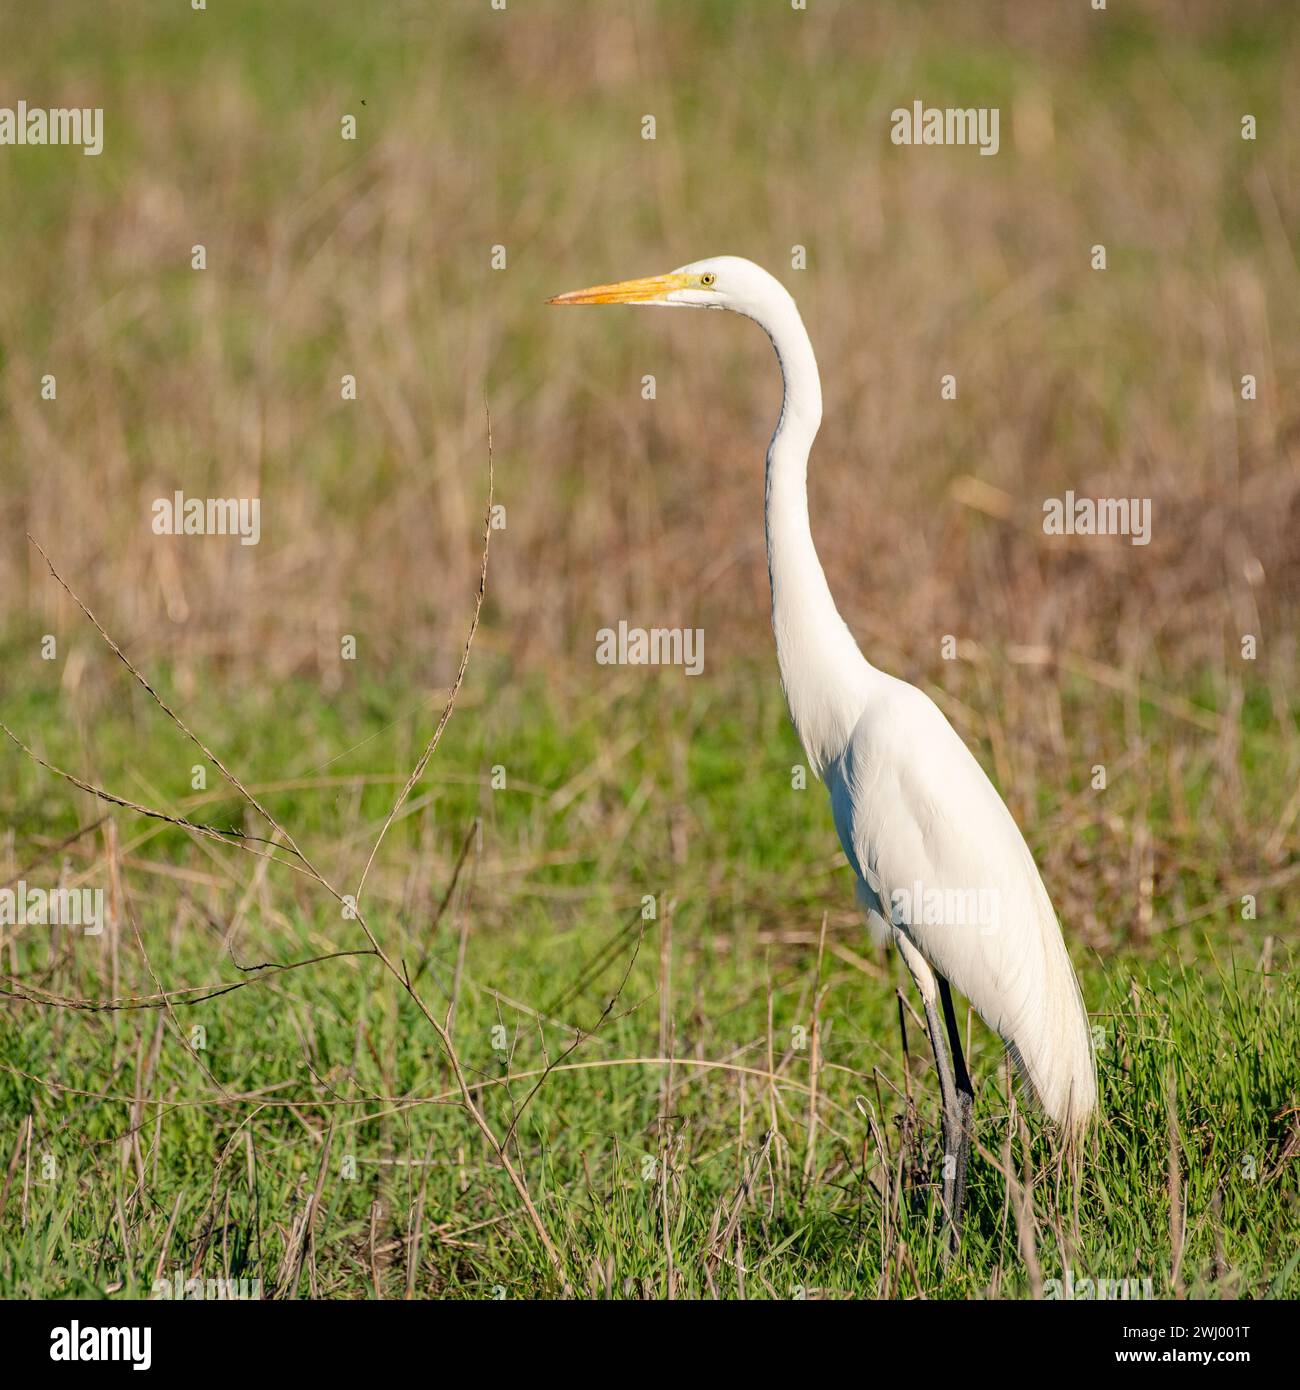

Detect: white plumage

[550,254,1096,1239]
[829,674,1096,1129]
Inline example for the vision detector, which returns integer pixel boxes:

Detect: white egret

[549,256,1096,1245]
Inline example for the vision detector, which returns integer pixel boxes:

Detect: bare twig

[2,948,378,1012]
[12,415,570,1290]
[0,723,301,867]
[500,921,646,1149]
[354,407,494,909]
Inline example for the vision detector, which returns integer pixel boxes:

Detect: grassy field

[1,654,1296,1299]
[1,1,1298,1299]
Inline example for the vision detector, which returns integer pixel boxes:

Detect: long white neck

[755,292,875,776]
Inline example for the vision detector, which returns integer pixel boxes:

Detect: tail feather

[1005,925,1096,1131]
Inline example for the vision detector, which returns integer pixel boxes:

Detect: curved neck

[755,295,873,775]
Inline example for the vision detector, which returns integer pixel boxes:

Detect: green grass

[1,660,1295,1298]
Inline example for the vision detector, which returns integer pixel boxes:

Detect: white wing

[827,674,1095,1127]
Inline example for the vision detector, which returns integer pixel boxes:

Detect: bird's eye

[700,273,716,287]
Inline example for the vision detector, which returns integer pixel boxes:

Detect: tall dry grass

[2,1,1295,693]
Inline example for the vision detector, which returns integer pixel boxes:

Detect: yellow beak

[547,272,689,305]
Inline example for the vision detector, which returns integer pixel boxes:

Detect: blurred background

[0,0,1296,1298]
[2,0,1295,680]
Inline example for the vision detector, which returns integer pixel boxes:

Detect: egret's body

[550,256,1095,1241]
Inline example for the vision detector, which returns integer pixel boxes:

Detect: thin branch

[501,921,646,1148]
[354,404,495,908]
[1,949,379,1011]
[24,534,319,877]
[0,723,301,865]
[13,413,569,1289]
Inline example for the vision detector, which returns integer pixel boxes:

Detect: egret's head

[547,256,787,318]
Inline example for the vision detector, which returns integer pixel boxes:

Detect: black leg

[937,975,975,1246]
[920,992,961,1252]
[896,939,976,1259]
